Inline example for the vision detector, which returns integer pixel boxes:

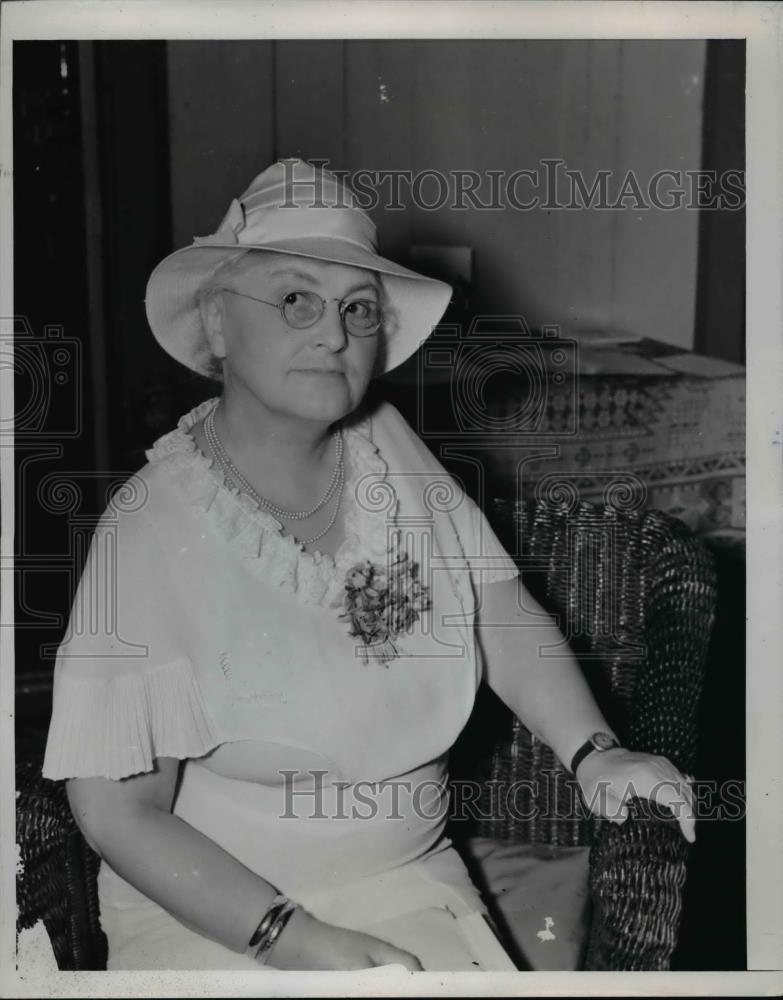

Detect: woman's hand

[575,748,696,843]
[267,907,423,971]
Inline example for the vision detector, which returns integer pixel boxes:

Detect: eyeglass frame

[220,287,383,337]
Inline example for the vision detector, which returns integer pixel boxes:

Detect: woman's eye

[345,300,371,318]
[283,292,305,306]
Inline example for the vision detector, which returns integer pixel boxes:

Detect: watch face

[592,732,617,750]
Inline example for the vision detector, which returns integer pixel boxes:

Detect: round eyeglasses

[221,288,383,337]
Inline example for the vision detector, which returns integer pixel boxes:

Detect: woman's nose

[313,301,349,351]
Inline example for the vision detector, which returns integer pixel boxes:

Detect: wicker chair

[15,496,716,972]
[16,756,107,970]
[449,496,717,970]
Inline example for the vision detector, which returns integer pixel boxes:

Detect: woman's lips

[296,368,345,375]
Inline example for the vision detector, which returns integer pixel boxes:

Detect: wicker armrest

[455,499,717,970]
[582,514,716,970]
[585,806,690,969]
[16,757,107,971]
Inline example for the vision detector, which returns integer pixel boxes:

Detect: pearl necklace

[204,406,343,518]
[204,406,345,546]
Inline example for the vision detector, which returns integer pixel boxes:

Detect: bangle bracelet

[245,893,289,957]
[253,901,298,965]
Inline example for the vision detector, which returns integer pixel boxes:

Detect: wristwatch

[570,731,621,775]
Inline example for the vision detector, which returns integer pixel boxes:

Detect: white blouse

[43,396,519,787]
[43,395,527,956]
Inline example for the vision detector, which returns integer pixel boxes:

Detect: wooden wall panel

[167,41,276,247]
[165,39,707,350]
[611,41,706,347]
[344,40,416,263]
[347,39,705,347]
[275,41,345,167]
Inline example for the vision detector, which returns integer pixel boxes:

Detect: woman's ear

[200,292,228,361]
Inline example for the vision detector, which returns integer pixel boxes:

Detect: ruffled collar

[145,397,398,608]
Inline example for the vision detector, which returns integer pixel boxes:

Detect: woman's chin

[285,377,361,421]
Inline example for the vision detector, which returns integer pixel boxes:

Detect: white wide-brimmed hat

[145,159,453,376]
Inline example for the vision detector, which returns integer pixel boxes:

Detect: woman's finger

[626,758,695,812]
[586,784,628,823]
[645,777,696,843]
[612,803,629,825]
[654,771,694,814]
[659,767,695,817]
[372,944,423,972]
[673,769,695,809]
[396,953,423,972]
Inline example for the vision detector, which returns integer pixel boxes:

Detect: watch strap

[570,732,620,775]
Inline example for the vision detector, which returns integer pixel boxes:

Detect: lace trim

[144,397,398,608]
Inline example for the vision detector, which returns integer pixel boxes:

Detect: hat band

[220,200,379,253]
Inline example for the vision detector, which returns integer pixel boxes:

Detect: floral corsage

[339,550,431,665]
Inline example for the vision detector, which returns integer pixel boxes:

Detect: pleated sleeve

[42,498,220,781]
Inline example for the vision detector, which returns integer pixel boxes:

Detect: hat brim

[145,238,452,377]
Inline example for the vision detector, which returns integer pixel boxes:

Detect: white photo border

[1,1,781,996]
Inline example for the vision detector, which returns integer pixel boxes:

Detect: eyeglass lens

[282,291,381,333]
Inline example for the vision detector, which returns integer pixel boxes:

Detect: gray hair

[195,251,262,383]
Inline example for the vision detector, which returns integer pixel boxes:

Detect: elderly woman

[43,160,694,972]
